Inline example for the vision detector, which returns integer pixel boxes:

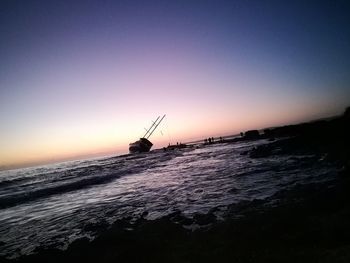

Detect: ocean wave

[0,150,184,209]
[0,171,122,209]
[0,141,340,258]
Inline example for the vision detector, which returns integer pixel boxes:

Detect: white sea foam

[0,139,338,258]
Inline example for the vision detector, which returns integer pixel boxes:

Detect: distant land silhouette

[164,106,350,162]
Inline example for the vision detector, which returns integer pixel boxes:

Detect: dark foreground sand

[3,109,350,263]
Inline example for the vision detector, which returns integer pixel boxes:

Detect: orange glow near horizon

[1,101,345,170]
[1,1,349,170]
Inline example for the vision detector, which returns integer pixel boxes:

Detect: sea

[0,139,339,259]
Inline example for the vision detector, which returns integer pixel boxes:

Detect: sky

[1,0,350,169]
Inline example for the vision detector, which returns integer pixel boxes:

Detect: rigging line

[142,116,160,138]
[146,114,166,139]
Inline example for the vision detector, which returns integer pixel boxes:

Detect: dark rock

[68,237,90,250]
[170,212,193,225]
[244,130,260,139]
[141,211,148,218]
[249,144,273,158]
[193,213,216,225]
[83,220,109,233]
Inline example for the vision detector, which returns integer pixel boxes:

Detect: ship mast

[142,116,160,138]
[146,114,166,139]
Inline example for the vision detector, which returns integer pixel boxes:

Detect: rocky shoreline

[3,167,348,263]
[2,108,350,263]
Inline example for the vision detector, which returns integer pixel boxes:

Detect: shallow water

[0,139,338,258]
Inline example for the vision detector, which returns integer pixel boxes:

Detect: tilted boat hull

[129,138,153,153]
[128,115,165,154]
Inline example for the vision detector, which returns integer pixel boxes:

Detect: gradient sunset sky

[1,0,350,168]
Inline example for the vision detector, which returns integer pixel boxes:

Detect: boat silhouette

[129,115,166,153]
